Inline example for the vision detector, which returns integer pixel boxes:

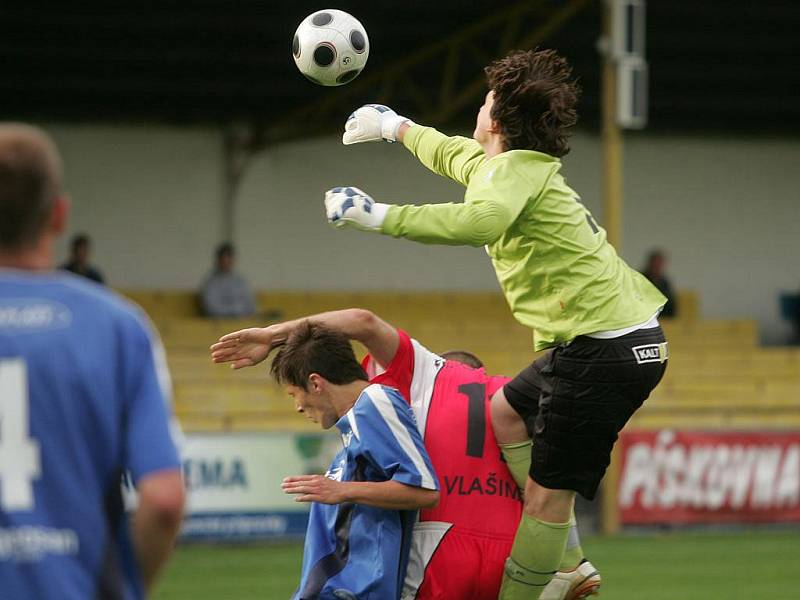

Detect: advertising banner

[180,432,340,540]
[619,430,800,525]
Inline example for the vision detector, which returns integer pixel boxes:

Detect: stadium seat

[116,289,799,433]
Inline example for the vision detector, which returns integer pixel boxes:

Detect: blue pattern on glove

[339,198,355,216]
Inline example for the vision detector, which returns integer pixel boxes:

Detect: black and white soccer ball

[292,9,369,86]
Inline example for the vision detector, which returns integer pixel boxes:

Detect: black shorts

[503,327,668,500]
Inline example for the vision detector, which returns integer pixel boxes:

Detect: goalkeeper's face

[473,90,497,143]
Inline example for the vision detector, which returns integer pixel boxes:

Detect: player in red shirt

[211,308,600,600]
[364,328,521,600]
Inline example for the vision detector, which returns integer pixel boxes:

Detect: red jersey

[364,330,523,599]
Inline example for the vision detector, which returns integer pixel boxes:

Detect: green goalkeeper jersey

[381,125,667,351]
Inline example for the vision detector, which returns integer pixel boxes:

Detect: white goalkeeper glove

[342,104,414,145]
[325,187,390,232]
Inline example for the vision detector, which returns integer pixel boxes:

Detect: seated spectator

[641,249,677,317]
[60,233,105,284]
[200,242,256,318]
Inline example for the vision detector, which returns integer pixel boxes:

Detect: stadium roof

[2,1,798,134]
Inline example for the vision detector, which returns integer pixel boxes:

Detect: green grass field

[154,529,798,599]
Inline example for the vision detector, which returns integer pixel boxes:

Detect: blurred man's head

[645,249,667,277]
[215,242,235,273]
[440,350,484,369]
[0,124,67,260]
[70,233,91,264]
[270,322,369,429]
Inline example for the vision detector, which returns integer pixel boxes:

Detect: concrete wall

[49,123,800,342]
[51,125,223,290]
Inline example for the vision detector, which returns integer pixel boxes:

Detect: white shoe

[539,560,601,600]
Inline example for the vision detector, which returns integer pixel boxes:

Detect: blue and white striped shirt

[294,384,438,600]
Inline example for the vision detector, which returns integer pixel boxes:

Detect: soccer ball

[292,9,369,86]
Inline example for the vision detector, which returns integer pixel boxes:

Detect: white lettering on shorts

[632,342,668,364]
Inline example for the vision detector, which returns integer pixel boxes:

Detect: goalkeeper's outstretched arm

[332,104,529,246]
[343,104,486,187]
[400,124,486,188]
[325,176,528,247]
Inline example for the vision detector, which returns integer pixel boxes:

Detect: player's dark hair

[271,321,368,390]
[440,350,484,369]
[484,48,580,157]
[0,124,62,251]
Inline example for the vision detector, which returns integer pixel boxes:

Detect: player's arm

[282,475,438,509]
[325,182,524,247]
[283,391,440,509]
[382,194,514,246]
[211,308,399,369]
[357,387,439,497]
[400,124,486,187]
[132,470,185,593]
[343,105,485,187]
[123,316,185,593]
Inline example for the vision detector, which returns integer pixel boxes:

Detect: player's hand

[325,186,389,232]
[342,104,414,144]
[209,327,283,369]
[282,475,348,505]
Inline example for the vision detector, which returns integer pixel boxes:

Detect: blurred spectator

[200,242,256,318]
[641,249,677,318]
[791,285,800,344]
[795,288,800,344]
[60,233,105,284]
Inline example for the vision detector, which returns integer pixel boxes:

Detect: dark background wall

[3,1,799,133]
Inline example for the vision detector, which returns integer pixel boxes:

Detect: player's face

[287,384,338,429]
[473,90,496,143]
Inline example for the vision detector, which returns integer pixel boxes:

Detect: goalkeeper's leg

[492,359,585,599]
[499,439,585,572]
[499,482,574,599]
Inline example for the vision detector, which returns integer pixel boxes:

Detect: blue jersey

[0,270,181,600]
[294,384,438,600]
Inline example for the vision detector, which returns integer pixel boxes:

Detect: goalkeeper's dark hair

[485,49,580,157]
[270,321,368,390]
[0,123,63,251]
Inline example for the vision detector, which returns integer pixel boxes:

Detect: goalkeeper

[324,49,668,599]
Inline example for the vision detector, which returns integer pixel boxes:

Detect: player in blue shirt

[270,321,439,600]
[0,123,185,599]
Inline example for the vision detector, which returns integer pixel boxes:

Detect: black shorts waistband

[571,325,665,346]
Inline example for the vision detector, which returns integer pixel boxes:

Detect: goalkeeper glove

[342,104,414,145]
[325,187,389,232]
